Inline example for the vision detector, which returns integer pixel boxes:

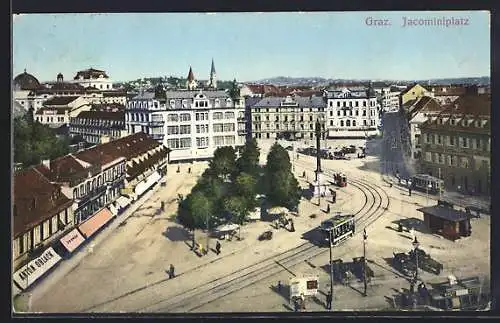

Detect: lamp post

[205,213,210,254]
[426,183,432,205]
[412,236,420,284]
[363,228,368,297]
[328,229,334,309]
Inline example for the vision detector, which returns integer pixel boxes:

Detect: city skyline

[13,11,490,82]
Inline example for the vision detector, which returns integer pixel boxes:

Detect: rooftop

[43,96,81,106]
[74,110,125,121]
[417,205,470,222]
[13,167,73,238]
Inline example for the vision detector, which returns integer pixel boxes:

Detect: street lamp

[426,183,432,205]
[328,229,334,310]
[412,236,420,284]
[363,228,368,297]
[205,213,210,254]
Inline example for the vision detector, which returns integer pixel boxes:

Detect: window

[355,109,359,116]
[167,138,180,149]
[167,126,179,135]
[223,123,235,132]
[329,101,333,107]
[196,137,209,147]
[196,124,209,133]
[346,120,351,127]
[353,120,356,127]
[460,157,469,168]
[167,114,179,122]
[449,136,455,146]
[437,135,442,144]
[179,125,191,134]
[475,138,481,150]
[182,99,188,107]
[337,110,341,116]
[224,112,235,119]
[363,101,367,107]
[461,137,469,148]
[179,137,191,148]
[224,136,235,145]
[179,113,191,121]
[169,99,175,107]
[340,120,344,127]
[330,120,333,126]
[213,136,224,146]
[213,123,223,132]
[355,101,359,107]
[425,152,432,162]
[439,153,444,164]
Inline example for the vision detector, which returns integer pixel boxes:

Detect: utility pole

[412,236,420,284]
[206,213,210,254]
[363,228,368,297]
[329,229,334,309]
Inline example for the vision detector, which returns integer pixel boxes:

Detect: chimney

[42,159,51,169]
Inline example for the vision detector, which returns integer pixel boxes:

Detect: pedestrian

[326,204,330,213]
[188,167,191,174]
[293,298,299,312]
[215,240,221,255]
[326,291,332,310]
[277,280,282,292]
[302,171,306,178]
[408,188,412,196]
[409,281,414,293]
[176,165,180,173]
[290,219,295,232]
[169,264,175,279]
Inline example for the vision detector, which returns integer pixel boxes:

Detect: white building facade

[73,68,113,90]
[325,87,380,138]
[126,90,246,162]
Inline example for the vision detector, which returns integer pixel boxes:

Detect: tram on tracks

[411,174,444,195]
[320,213,355,246]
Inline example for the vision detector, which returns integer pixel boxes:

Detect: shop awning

[78,207,114,238]
[13,247,62,290]
[60,229,86,253]
[116,196,132,209]
[135,171,161,197]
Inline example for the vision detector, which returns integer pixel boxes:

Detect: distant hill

[249,76,490,87]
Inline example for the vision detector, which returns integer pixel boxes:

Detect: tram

[411,174,444,195]
[333,173,347,187]
[320,213,355,246]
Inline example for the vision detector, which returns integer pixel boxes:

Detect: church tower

[208,58,217,89]
[186,66,197,90]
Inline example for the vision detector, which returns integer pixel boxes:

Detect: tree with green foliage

[236,138,260,176]
[223,195,248,240]
[209,146,237,181]
[264,143,301,210]
[178,191,213,248]
[234,172,258,208]
[14,117,70,168]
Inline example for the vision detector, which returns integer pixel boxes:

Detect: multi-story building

[12,167,74,273]
[100,90,128,105]
[419,94,490,195]
[93,132,169,200]
[35,148,126,224]
[428,85,468,105]
[399,83,432,113]
[373,85,392,112]
[126,88,246,161]
[34,96,91,128]
[325,86,380,138]
[405,96,445,161]
[250,95,326,140]
[69,110,127,144]
[73,68,113,90]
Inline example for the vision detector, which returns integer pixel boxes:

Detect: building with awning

[58,228,86,253]
[13,247,62,291]
[78,207,114,238]
[115,195,132,210]
[417,205,472,241]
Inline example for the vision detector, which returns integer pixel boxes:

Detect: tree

[223,195,248,240]
[234,172,258,209]
[266,143,292,173]
[209,146,237,181]
[179,191,213,248]
[236,138,260,176]
[264,143,301,210]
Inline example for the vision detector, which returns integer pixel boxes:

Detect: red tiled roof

[440,94,490,117]
[34,155,89,183]
[13,167,73,238]
[43,96,80,106]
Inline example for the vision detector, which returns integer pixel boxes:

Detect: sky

[12,11,490,82]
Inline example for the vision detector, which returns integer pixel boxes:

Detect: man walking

[169,264,175,279]
[408,187,412,196]
[215,240,221,255]
[326,291,332,310]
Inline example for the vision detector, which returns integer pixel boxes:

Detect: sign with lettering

[60,229,86,253]
[455,288,469,296]
[13,247,62,290]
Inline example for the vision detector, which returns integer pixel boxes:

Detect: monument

[309,119,330,197]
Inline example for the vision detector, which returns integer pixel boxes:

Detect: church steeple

[186,66,197,90]
[208,58,217,89]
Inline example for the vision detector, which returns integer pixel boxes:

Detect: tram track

[133,160,391,313]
